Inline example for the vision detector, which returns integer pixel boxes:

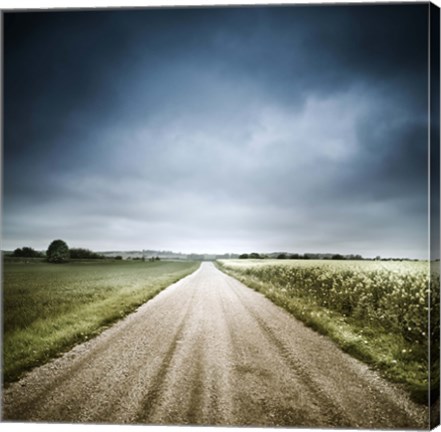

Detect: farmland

[3,258,199,383]
[217,259,439,403]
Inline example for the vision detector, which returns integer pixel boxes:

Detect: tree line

[10,240,162,263]
[10,240,106,263]
[238,252,364,260]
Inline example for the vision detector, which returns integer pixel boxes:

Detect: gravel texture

[2,262,428,428]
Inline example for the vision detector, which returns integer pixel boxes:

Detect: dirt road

[2,262,427,427]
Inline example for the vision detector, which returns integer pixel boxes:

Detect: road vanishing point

[2,262,427,428]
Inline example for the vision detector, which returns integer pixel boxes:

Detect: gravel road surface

[2,262,428,428]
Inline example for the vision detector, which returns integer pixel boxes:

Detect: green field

[217,259,439,403]
[3,258,199,383]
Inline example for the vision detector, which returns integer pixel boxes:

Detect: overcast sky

[3,4,431,257]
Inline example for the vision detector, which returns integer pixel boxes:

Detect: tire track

[219,275,349,426]
[225,275,350,425]
[185,342,205,425]
[134,288,197,423]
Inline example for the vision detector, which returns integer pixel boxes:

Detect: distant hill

[98,250,240,261]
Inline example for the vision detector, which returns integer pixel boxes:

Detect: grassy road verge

[3,259,199,383]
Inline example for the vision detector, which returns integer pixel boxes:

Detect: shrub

[70,248,104,259]
[13,247,44,258]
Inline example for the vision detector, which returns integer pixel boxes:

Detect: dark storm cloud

[2,4,431,257]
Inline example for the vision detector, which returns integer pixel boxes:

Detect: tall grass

[3,259,199,383]
[217,259,438,404]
